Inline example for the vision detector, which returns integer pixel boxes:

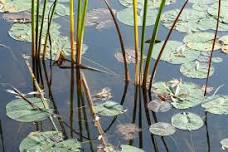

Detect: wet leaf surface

[152,80,204,109]
[147,99,172,112]
[149,122,176,136]
[180,61,214,79]
[171,112,204,131]
[19,131,81,152]
[6,97,53,122]
[202,95,228,115]
[94,101,126,116]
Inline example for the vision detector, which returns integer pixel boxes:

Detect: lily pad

[202,95,228,115]
[147,99,172,112]
[189,0,216,4]
[219,35,228,53]
[149,122,176,136]
[117,7,158,26]
[183,32,221,51]
[94,100,126,116]
[152,41,200,64]
[153,80,204,109]
[19,131,81,152]
[162,9,206,33]
[180,61,214,79]
[171,112,204,131]
[86,8,116,30]
[220,138,228,150]
[121,145,144,152]
[208,2,228,24]
[117,123,141,140]
[118,0,176,9]
[6,97,53,122]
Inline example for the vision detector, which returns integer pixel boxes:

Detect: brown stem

[103,0,130,81]
[204,0,221,96]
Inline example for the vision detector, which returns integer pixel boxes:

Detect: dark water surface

[1,0,228,152]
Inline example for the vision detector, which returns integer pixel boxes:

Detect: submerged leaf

[171,112,204,131]
[121,145,144,152]
[94,101,126,116]
[202,95,228,115]
[19,131,81,152]
[117,123,141,140]
[86,8,116,30]
[2,11,31,23]
[6,97,53,122]
[93,87,112,101]
[149,122,176,136]
[147,99,172,112]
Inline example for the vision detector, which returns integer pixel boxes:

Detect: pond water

[1,0,228,152]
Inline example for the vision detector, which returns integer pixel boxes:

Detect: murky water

[1,0,228,152]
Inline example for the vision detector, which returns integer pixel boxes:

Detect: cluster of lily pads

[0,0,88,59]
[147,79,228,149]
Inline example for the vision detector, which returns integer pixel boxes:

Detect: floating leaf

[153,80,204,109]
[219,35,228,53]
[86,8,116,30]
[202,95,228,115]
[171,112,204,131]
[117,123,141,140]
[208,2,228,24]
[147,99,172,112]
[6,97,53,122]
[152,41,200,64]
[183,32,221,51]
[19,131,81,152]
[117,7,158,26]
[118,0,175,9]
[115,48,146,64]
[121,145,144,152]
[201,85,214,93]
[180,61,214,79]
[94,101,126,116]
[189,0,216,4]
[149,122,176,136]
[192,3,209,12]
[220,138,228,150]
[162,9,206,33]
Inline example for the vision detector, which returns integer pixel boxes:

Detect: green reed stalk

[133,0,140,85]
[140,0,149,78]
[142,0,166,87]
[70,0,76,62]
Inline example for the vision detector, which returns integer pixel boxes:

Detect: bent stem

[204,0,221,96]
[148,0,189,93]
[103,0,130,81]
[24,57,58,131]
[143,0,166,87]
[81,73,108,147]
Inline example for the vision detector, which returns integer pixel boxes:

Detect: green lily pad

[117,7,158,26]
[189,0,216,4]
[118,0,175,9]
[19,131,81,152]
[202,95,228,115]
[162,9,206,33]
[192,3,209,12]
[149,122,176,136]
[208,2,228,24]
[153,80,204,109]
[183,32,221,51]
[220,138,228,150]
[171,112,204,131]
[180,61,214,79]
[94,101,126,116]
[197,17,228,32]
[121,145,144,152]
[6,97,53,122]
[152,41,200,64]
